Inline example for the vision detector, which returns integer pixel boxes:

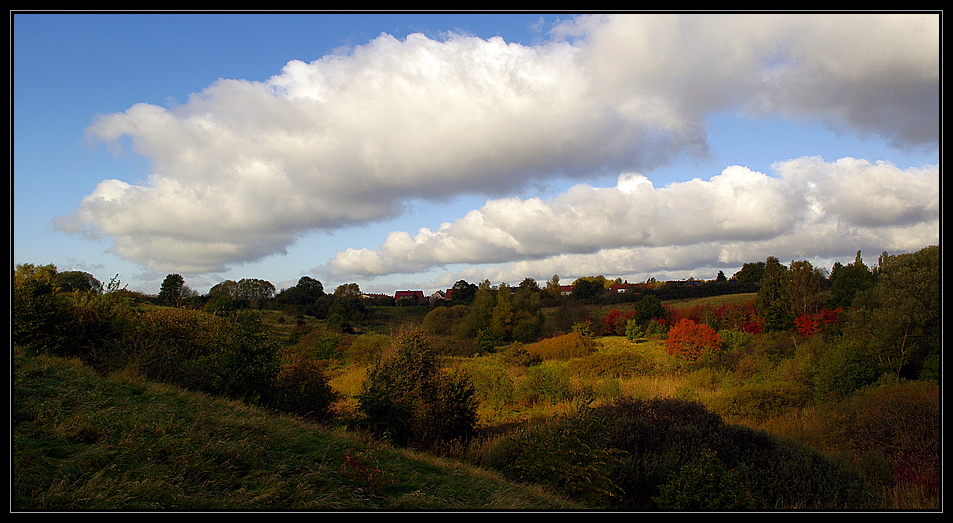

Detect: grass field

[12,348,582,510]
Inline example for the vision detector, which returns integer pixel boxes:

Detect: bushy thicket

[481,411,625,506]
[13,265,333,421]
[356,330,478,449]
[815,381,940,497]
[272,358,339,422]
[480,398,877,510]
[523,331,597,361]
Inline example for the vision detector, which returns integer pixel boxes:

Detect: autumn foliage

[664,318,723,361]
[524,331,598,361]
[794,308,843,337]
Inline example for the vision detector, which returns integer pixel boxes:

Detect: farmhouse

[429,290,447,304]
[394,290,424,300]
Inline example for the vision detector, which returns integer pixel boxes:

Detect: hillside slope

[12,348,582,511]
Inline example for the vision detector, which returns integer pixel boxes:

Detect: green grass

[13,348,582,511]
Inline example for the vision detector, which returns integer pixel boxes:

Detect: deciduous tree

[333,282,361,298]
[827,251,875,309]
[450,279,477,304]
[756,257,792,331]
[54,270,102,293]
[786,259,826,317]
[733,261,766,285]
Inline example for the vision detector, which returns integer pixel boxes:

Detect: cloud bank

[56,13,939,275]
[324,156,938,283]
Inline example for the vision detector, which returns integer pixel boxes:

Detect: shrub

[511,311,543,343]
[458,360,515,409]
[812,338,881,399]
[481,411,625,506]
[117,307,227,389]
[296,329,339,360]
[652,449,751,509]
[344,333,391,366]
[717,300,759,332]
[718,328,753,353]
[567,351,652,378]
[271,359,339,422]
[601,309,634,336]
[625,317,667,341]
[519,364,573,404]
[212,313,281,406]
[588,397,874,510]
[524,332,597,361]
[421,306,454,336]
[664,318,723,362]
[794,308,844,337]
[682,367,724,392]
[13,264,76,356]
[711,381,813,421]
[498,343,540,367]
[831,381,940,498]
[356,330,477,449]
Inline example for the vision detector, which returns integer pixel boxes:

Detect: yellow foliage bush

[524,332,597,361]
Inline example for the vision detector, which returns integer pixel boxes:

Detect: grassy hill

[12,347,582,511]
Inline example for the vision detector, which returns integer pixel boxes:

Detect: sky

[12,12,941,296]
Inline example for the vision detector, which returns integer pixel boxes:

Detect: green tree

[333,282,362,298]
[512,310,543,343]
[827,251,875,309]
[237,278,276,308]
[296,276,325,298]
[54,270,102,293]
[733,261,766,285]
[489,282,514,343]
[517,277,541,293]
[214,313,281,406]
[158,274,186,306]
[513,278,543,313]
[786,259,826,317]
[572,277,604,301]
[543,274,562,298]
[633,294,666,325]
[208,279,239,299]
[860,246,938,379]
[454,280,496,339]
[450,280,477,304]
[756,257,792,331]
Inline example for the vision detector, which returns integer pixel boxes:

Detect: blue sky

[13,12,940,296]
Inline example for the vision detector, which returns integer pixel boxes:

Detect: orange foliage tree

[665,318,723,362]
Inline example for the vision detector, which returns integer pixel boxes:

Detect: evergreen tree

[158,274,186,306]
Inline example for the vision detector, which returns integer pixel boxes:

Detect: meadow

[13,247,940,510]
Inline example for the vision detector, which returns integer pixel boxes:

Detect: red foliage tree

[601,308,635,336]
[665,318,723,361]
[794,308,844,337]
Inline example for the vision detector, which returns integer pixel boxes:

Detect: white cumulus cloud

[324,157,939,281]
[56,13,939,275]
